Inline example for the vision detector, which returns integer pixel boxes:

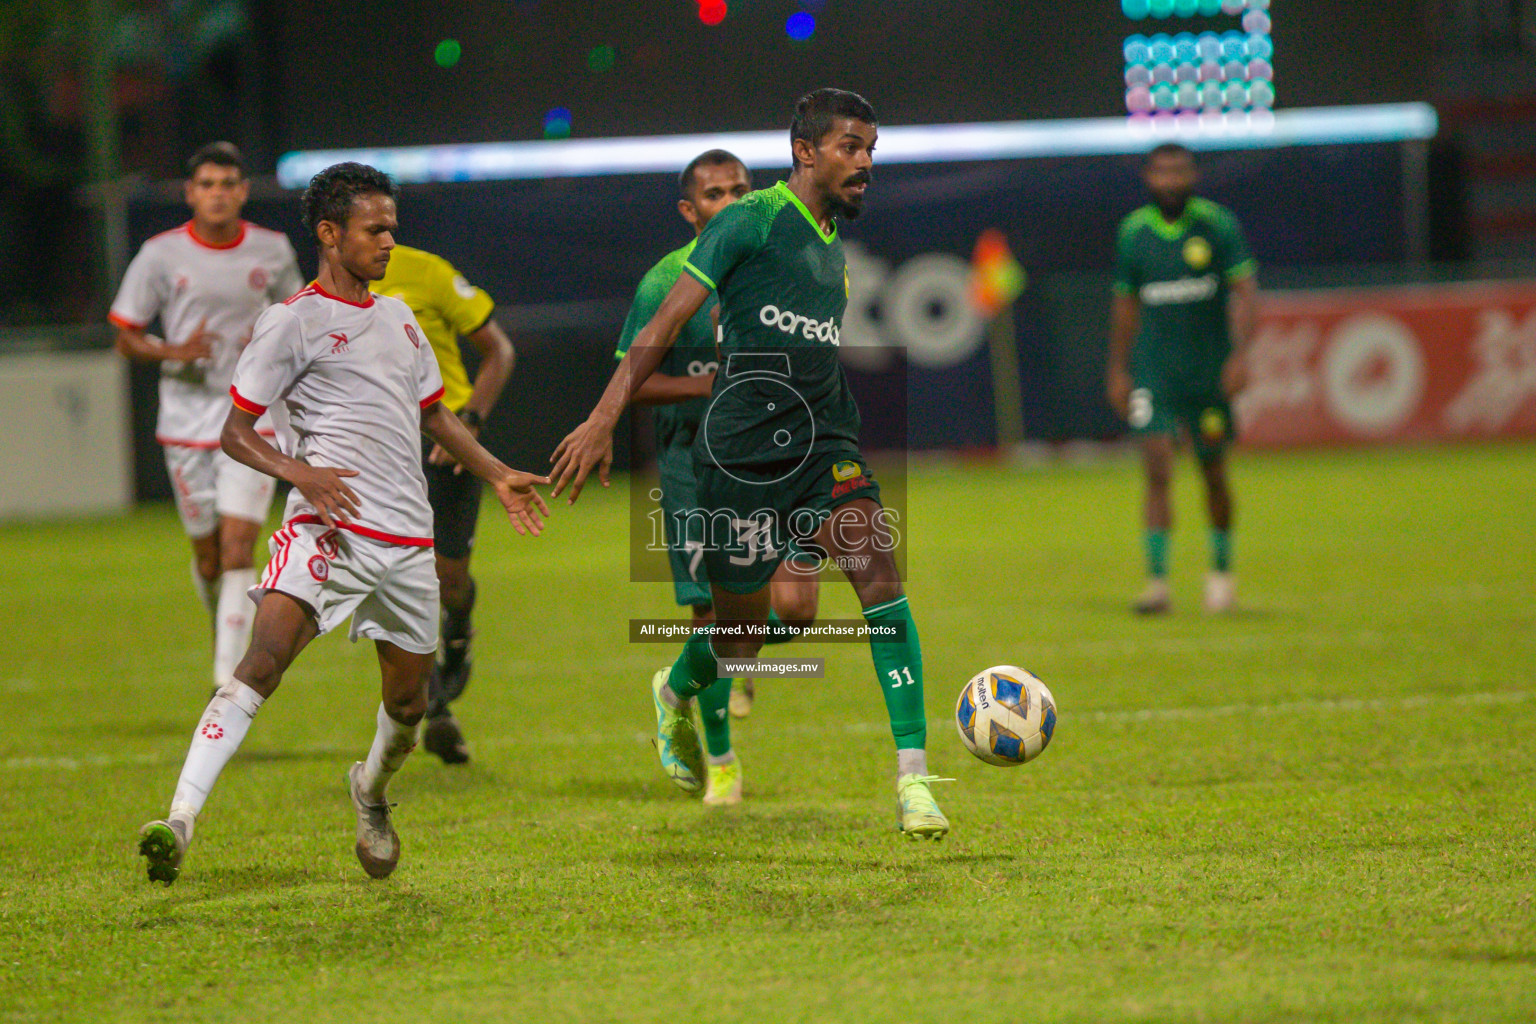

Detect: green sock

[1145,529,1170,578]
[696,678,733,758]
[1210,528,1232,572]
[863,596,926,750]
[666,628,728,701]
[761,609,798,645]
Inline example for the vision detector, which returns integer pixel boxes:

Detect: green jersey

[1113,197,1256,389]
[616,239,717,452]
[682,181,859,468]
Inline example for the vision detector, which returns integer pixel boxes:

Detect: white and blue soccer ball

[955,665,1056,767]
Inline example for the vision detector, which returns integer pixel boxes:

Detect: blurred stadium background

[5,6,1536,1020]
[4,0,1535,515]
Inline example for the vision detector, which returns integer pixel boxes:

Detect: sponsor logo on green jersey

[1139,274,1218,306]
[758,304,842,345]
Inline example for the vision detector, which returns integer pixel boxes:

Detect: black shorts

[422,437,483,560]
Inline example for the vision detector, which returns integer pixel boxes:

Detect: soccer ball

[955,665,1056,767]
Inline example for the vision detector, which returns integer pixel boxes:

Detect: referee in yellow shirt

[373,245,515,764]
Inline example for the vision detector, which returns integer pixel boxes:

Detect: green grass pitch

[0,444,1532,1022]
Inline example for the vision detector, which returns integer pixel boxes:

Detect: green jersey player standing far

[1107,142,1258,615]
[553,89,950,839]
[616,149,820,806]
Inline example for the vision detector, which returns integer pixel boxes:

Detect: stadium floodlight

[274,104,1438,189]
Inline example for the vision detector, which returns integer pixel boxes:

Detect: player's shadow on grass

[408,766,505,795]
[239,747,352,764]
[177,862,312,897]
[113,719,193,739]
[1440,948,1536,965]
[550,777,654,801]
[700,850,1020,871]
[1081,596,1286,621]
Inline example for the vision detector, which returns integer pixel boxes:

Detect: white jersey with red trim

[231,284,445,546]
[109,221,304,446]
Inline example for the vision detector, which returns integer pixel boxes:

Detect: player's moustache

[843,170,872,187]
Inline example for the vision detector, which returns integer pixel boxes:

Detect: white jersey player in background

[109,142,304,692]
[137,162,550,885]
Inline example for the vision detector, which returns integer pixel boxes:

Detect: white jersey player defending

[110,142,304,692]
[137,162,550,884]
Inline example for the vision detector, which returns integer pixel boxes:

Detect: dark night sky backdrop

[268,1,1433,153]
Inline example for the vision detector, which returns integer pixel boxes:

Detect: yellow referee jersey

[371,245,495,413]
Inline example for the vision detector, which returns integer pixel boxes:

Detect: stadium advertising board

[1240,281,1536,445]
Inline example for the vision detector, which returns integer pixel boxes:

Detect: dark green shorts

[656,447,712,608]
[696,449,881,595]
[1128,381,1233,459]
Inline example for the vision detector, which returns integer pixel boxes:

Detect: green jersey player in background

[1106,142,1258,615]
[616,149,820,806]
[553,89,950,839]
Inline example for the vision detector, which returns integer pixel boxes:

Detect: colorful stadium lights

[786,12,816,40]
[1128,0,1277,15]
[275,105,1439,188]
[1123,0,1275,118]
[542,107,572,139]
[586,45,616,73]
[433,39,462,69]
[698,1,727,26]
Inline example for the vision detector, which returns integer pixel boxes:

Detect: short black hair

[186,141,245,179]
[300,162,396,238]
[790,88,877,168]
[1146,142,1195,164]
[679,149,747,200]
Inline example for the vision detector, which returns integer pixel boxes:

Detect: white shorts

[162,445,276,539]
[251,521,440,654]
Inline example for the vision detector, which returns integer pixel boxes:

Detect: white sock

[706,751,737,767]
[169,681,265,832]
[214,569,257,688]
[190,559,218,616]
[897,748,928,778]
[359,703,418,803]
[659,684,683,710]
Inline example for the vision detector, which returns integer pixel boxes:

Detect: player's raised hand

[549,417,614,504]
[491,470,552,536]
[292,464,361,527]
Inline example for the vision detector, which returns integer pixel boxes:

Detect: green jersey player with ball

[552,89,948,839]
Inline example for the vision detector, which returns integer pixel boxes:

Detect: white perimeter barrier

[0,350,132,518]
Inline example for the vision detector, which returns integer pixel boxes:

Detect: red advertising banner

[1238,281,1536,446]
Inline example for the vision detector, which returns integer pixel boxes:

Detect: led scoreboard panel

[1123,0,1274,127]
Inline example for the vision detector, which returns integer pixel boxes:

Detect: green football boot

[650,668,704,793]
[702,758,743,806]
[896,774,952,840]
[138,818,190,884]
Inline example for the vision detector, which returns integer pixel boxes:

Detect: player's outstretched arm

[114,318,214,364]
[1106,293,1141,419]
[630,370,715,407]
[427,319,517,470]
[550,272,711,502]
[1222,274,1258,398]
[220,406,360,527]
[420,401,551,536]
